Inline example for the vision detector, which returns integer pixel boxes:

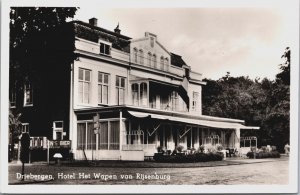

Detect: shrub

[250,147,257,152]
[157,146,162,153]
[271,146,277,151]
[216,144,223,151]
[261,146,267,152]
[176,145,184,153]
[153,152,223,163]
[246,151,280,159]
[206,144,217,153]
[198,145,205,153]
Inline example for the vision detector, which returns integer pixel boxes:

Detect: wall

[73,57,129,109]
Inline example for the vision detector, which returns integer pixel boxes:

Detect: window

[150,95,156,109]
[192,92,199,111]
[152,54,157,68]
[150,37,155,47]
[131,82,148,107]
[100,42,110,55]
[78,68,91,104]
[140,82,147,107]
[53,121,64,140]
[131,83,139,106]
[10,84,16,108]
[110,121,120,150]
[24,81,33,106]
[165,58,169,71]
[77,121,119,150]
[170,91,179,111]
[160,56,164,70]
[139,49,144,65]
[133,48,138,63]
[21,123,29,133]
[116,76,126,105]
[99,121,108,149]
[148,52,152,67]
[98,72,109,104]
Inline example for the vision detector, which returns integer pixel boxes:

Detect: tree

[10,7,78,84]
[9,109,22,161]
[9,7,78,160]
[263,47,290,150]
[202,47,291,151]
[276,47,290,85]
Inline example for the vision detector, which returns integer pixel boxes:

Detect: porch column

[234,128,240,149]
[221,130,225,147]
[201,128,205,146]
[119,110,123,152]
[193,127,200,149]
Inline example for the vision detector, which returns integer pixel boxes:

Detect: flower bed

[246,151,281,159]
[153,152,223,163]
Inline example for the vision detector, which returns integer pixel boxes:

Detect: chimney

[114,22,121,34]
[89,18,98,26]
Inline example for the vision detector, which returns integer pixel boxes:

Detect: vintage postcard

[1,0,299,194]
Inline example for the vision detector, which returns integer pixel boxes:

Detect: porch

[73,106,259,161]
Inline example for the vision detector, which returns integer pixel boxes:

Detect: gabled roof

[170,53,187,68]
[71,20,131,53]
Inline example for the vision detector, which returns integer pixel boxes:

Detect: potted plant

[157,146,163,153]
[199,145,205,153]
[216,144,223,151]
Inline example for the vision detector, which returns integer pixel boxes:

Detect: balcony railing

[131,55,184,76]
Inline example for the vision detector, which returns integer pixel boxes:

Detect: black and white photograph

[0,0,299,194]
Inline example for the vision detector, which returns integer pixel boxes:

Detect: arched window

[139,49,144,65]
[152,54,157,68]
[165,57,169,71]
[160,56,164,70]
[148,52,152,67]
[133,48,138,63]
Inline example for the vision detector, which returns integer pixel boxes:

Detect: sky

[72,3,297,80]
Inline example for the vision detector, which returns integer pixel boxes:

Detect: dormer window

[99,40,111,55]
[100,43,110,55]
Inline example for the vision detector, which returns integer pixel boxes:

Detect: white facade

[69,20,257,161]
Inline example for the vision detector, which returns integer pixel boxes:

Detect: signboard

[49,140,71,149]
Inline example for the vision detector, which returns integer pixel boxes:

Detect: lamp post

[93,113,100,161]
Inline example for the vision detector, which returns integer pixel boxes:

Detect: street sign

[49,140,71,149]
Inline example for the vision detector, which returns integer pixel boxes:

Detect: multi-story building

[10,17,259,161]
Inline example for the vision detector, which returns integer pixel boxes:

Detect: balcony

[130,79,189,113]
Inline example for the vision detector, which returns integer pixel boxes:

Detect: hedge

[153,152,223,163]
[246,151,281,159]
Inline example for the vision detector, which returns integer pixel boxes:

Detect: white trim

[128,111,259,130]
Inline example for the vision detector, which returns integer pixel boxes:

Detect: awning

[127,111,260,130]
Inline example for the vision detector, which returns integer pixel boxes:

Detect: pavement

[8,155,289,184]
